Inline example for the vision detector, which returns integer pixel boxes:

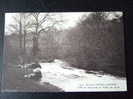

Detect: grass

[1,64,63,92]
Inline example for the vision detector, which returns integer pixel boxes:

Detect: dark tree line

[58,12,125,76]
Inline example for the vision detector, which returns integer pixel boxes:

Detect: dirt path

[1,64,63,92]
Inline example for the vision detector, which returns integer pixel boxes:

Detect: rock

[24,66,42,80]
[33,68,41,73]
[28,63,41,69]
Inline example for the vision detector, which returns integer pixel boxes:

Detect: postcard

[1,12,127,92]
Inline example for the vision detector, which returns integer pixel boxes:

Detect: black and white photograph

[1,12,127,92]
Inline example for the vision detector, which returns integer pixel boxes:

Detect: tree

[61,12,125,76]
[9,13,23,64]
[30,13,62,62]
[21,13,32,65]
[8,13,32,69]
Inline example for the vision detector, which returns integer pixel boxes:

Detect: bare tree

[30,13,62,62]
[9,14,23,65]
[21,13,32,63]
[9,13,63,64]
[8,13,32,72]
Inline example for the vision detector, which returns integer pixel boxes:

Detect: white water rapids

[32,59,127,92]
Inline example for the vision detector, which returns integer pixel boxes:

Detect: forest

[4,12,125,77]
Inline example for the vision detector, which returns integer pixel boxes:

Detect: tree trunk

[32,20,40,63]
[19,17,23,65]
[23,29,27,74]
[32,34,40,62]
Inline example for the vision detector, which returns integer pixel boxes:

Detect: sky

[5,12,89,34]
[5,12,123,35]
